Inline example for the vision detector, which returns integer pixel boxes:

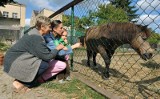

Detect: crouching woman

[3,16,66,92]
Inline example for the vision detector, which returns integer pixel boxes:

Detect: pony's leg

[87,49,92,66]
[93,52,97,66]
[97,45,110,79]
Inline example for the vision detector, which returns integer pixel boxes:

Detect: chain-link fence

[51,0,160,98]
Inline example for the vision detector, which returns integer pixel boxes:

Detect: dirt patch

[0,67,68,99]
[72,50,160,98]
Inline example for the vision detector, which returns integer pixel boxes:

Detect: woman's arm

[28,35,59,61]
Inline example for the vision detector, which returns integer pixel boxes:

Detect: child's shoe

[65,76,71,81]
[58,79,66,84]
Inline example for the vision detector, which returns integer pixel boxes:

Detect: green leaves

[110,0,138,22]
[0,0,15,7]
[148,32,160,44]
[94,4,129,25]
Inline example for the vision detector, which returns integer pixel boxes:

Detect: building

[30,8,62,27]
[0,2,25,27]
[0,2,26,44]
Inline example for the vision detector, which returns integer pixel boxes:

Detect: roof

[33,10,39,16]
[8,1,25,6]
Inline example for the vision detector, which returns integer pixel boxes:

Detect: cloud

[74,0,110,17]
[15,0,72,11]
[25,18,30,26]
[29,0,54,10]
[137,14,160,33]
[136,0,160,13]
[138,14,160,25]
[50,0,72,6]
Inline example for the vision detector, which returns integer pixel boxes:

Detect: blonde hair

[35,16,51,30]
[63,28,67,32]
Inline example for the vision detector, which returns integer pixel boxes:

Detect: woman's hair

[35,16,51,30]
[51,20,62,31]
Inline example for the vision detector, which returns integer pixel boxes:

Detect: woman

[42,20,81,83]
[3,16,66,92]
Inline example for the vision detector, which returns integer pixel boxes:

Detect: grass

[0,42,11,52]
[41,79,106,99]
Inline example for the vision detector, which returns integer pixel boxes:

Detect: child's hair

[62,28,67,34]
[63,28,67,32]
[62,28,68,35]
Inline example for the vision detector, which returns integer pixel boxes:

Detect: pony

[82,22,154,79]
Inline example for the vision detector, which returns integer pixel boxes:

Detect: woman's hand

[56,44,65,50]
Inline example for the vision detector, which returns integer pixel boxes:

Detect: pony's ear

[141,25,151,39]
[142,25,149,31]
[144,25,148,28]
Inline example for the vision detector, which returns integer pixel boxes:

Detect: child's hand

[63,47,68,51]
[64,39,68,44]
[71,42,82,49]
[56,44,65,50]
[74,42,82,48]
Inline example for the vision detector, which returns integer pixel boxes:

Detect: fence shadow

[74,59,129,79]
[141,61,160,69]
[73,59,160,98]
[124,76,160,97]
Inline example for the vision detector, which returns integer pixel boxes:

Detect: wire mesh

[55,0,160,98]
[0,29,21,44]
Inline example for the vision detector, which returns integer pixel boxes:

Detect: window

[3,11,9,17]
[12,13,18,18]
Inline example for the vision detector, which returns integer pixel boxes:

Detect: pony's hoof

[103,73,110,80]
[87,63,90,67]
[102,76,109,80]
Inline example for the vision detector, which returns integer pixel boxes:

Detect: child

[54,28,79,82]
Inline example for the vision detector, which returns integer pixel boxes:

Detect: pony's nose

[143,53,153,59]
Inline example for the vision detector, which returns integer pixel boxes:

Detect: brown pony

[83,22,154,79]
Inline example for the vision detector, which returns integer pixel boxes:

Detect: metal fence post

[70,5,74,71]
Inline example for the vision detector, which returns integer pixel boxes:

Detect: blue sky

[15,0,160,33]
[15,0,73,25]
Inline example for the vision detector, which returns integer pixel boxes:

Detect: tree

[62,14,90,32]
[79,10,95,27]
[62,15,71,27]
[0,0,15,7]
[148,31,160,44]
[92,4,129,25]
[74,11,95,32]
[110,0,138,22]
[62,4,129,32]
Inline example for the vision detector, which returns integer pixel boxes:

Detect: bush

[0,42,11,52]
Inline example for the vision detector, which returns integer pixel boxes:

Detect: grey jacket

[3,28,58,82]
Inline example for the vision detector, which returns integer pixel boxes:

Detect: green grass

[41,79,106,99]
[0,42,11,52]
